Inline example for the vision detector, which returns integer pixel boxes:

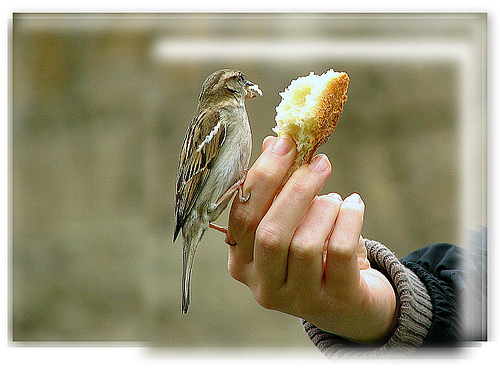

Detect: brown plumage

[174,69,262,314]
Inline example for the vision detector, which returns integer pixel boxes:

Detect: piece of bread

[273,69,349,180]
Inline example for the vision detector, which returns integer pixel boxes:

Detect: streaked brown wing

[174,109,226,241]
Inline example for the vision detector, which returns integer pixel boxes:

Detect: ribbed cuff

[302,239,433,358]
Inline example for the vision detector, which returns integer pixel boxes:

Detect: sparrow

[174,69,262,314]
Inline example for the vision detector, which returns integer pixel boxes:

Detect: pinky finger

[324,193,365,293]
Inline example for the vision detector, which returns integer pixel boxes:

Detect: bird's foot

[237,169,251,203]
[238,189,250,203]
[209,223,236,246]
[215,171,250,206]
[209,222,228,235]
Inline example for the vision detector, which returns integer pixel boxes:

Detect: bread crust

[274,70,349,179]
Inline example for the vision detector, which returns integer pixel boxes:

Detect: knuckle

[230,204,258,234]
[290,236,317,262]
[255,223,284,255]
[286,178,310,198]
[328,239,355,260]
[249,163,276,185]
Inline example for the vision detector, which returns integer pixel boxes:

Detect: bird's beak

[245,80,263,99]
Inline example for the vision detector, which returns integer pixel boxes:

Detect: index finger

[228,135,296,265]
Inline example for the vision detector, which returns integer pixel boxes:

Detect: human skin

[226,135,398,343]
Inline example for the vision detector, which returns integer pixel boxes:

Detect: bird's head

[199,69,262,103]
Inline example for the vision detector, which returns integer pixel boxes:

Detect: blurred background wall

[12,13,485,348]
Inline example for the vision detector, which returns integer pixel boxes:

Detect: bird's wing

[174,109,227,241]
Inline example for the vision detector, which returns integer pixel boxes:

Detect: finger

[286,193,342,294]
[254,154,332,288]
[324,193,365,293]
[227,135,296,271]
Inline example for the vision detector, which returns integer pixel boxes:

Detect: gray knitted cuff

[302,239,433,358]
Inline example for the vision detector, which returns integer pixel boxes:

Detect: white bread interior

[274,69,349,179]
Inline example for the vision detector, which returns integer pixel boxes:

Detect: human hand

[226,135,398,343]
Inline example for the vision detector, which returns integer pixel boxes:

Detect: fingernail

[345,193,362,203]
[262,136,276,151]
[272,135,294,156]
[328,192,343,202]
[309,154,330,173]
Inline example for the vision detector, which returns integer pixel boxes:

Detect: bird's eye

[236,72,246,83]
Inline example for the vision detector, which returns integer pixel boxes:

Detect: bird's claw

[239,190,251,203]
[225,235,237,246]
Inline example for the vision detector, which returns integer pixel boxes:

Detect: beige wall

[12,13,485,346]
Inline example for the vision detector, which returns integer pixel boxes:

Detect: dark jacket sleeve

[400,243,464,345]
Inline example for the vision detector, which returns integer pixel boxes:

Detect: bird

[174,69,262,314]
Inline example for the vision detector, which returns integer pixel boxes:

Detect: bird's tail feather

[182,241,194,314]
[181,225,205,314]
